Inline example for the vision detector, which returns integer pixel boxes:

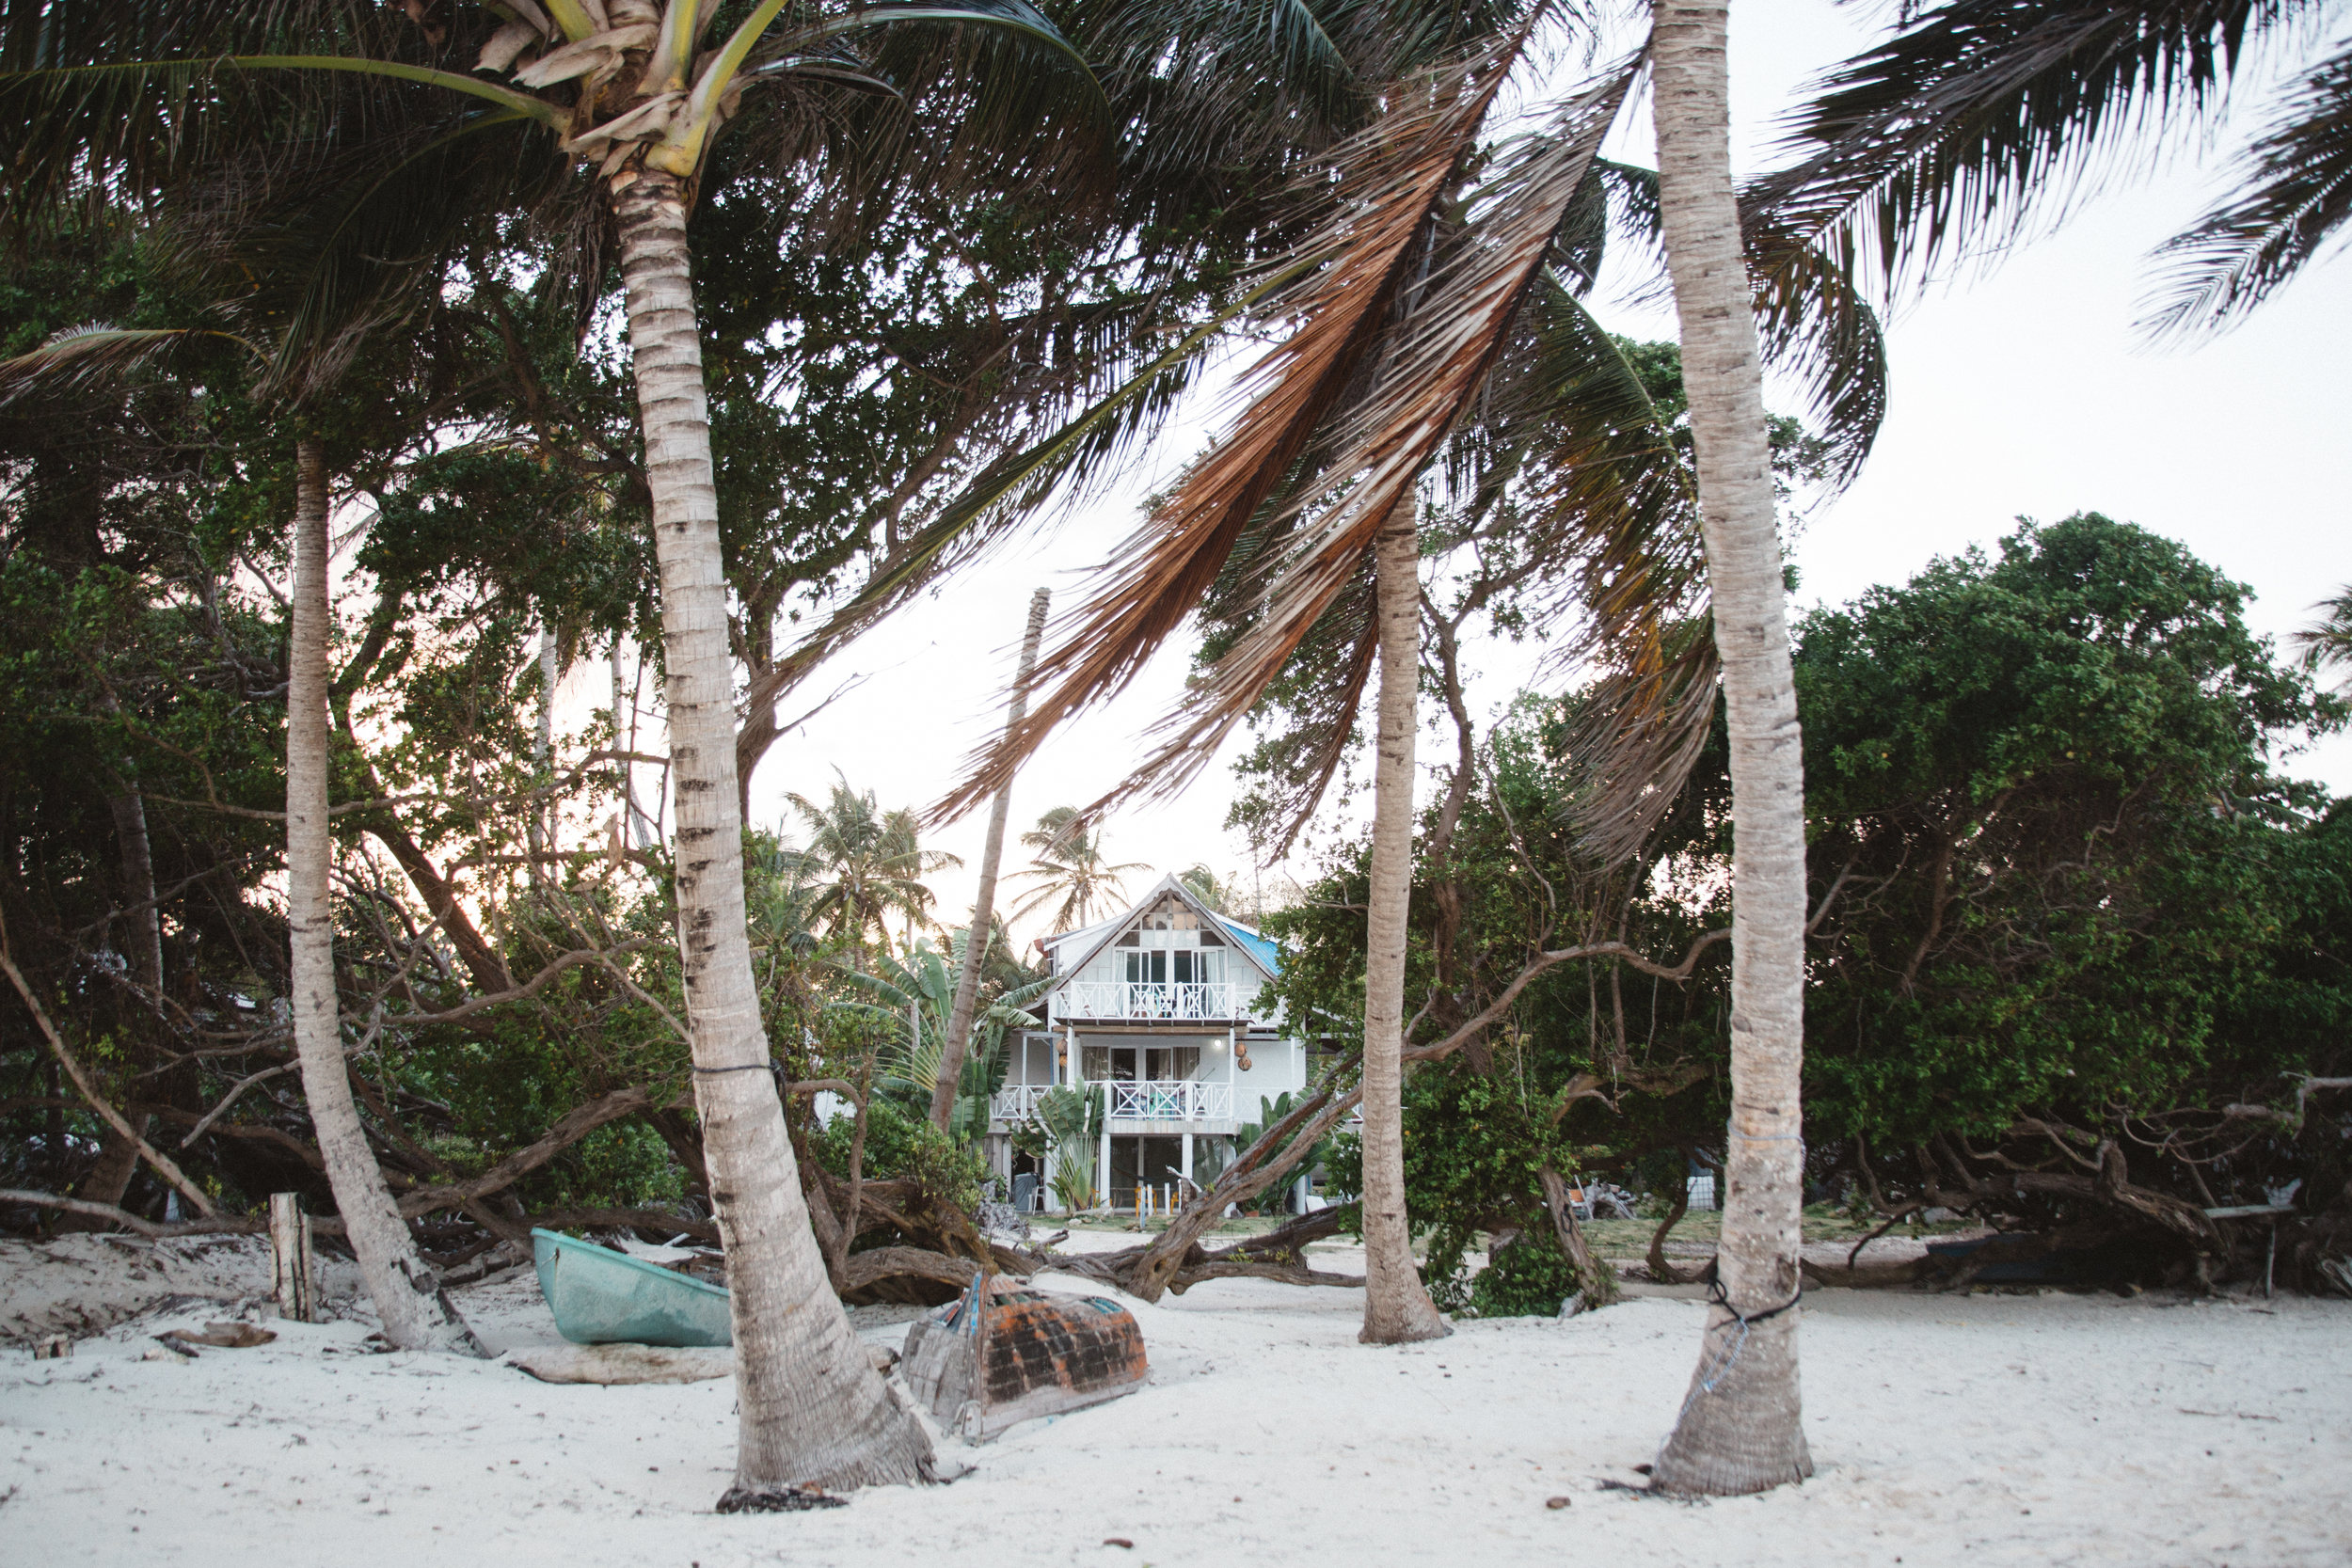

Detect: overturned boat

[532,1227,732,1348]
[901,1273,1148,1440]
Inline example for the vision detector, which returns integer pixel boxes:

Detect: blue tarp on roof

[1219,919,1281,977]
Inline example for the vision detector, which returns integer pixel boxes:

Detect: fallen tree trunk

[1042,1209,1361,1295]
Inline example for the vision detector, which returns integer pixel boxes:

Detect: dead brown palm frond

[1455,277,1717,863]
[931,39,1636,829]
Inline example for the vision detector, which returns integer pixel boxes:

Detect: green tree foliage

[1796,515,2345,1152]
[1261,514,2351,1288]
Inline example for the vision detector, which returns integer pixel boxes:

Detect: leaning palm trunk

[1646,0,1814,1495]
[933,586,1051,1131]
[1359,507,1450,1344]
[285,439,481,1355]
[610,167,933,1498]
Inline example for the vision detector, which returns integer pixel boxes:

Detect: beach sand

[2,1228,2345,1566]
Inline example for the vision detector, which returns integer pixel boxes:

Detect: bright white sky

[718,0,2352,950]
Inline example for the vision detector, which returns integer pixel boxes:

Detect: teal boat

[532,1227,733,1348]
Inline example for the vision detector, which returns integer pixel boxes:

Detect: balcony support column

[1181,1132,1194,1189]
[1099,1124,1113,1215]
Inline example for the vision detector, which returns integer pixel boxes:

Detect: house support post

[1181,1132,1194,1189]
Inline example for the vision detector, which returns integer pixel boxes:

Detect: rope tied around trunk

[1661,1265,1803,1451]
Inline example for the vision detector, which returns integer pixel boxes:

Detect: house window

[1126,949,1225,986]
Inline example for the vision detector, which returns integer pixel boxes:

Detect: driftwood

[504,1343,732,1385]
[269,1193,317,1322]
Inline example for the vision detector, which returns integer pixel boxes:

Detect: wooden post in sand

[270,1192,317,1322]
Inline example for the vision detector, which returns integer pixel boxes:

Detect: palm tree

[287,437,486,1355]
[787,774,962,959]
[1751,0,2352,339]
[0,155,501,1350]
[9,0,1594,1497]
[841,939,1052,1140]
[936,586,1050,1130]
[1643,0,1812,1496]
[2295,589,2352,694]
[1009,806,1148,932]
[1175,863,1239,915]
[6,0,1115,1500]
[930,8,1881,1465]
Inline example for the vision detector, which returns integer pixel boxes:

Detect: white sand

[3,1231,2347,1566]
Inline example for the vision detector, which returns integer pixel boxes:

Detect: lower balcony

[991,1080,1237,1125]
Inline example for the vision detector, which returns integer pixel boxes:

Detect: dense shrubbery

[1262,515,2352,1290]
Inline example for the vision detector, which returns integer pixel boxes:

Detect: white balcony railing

[989,1079,1235,1124]
[1059,980,1244,1021]
[991,1083,1054,1123]
[1109,1080,1233,1122]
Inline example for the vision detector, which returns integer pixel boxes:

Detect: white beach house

[990,874,1312,1212]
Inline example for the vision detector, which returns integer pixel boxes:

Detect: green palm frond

[2139,43,2352,338]
[2291,586,2352,694]
[1750,0,2326,299]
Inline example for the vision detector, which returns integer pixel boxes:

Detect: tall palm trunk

[285,438,481,1355]
[1647,0,1814,1495]
[1359,505,1450,1345]
[933,585,1051,1130]
[609,166,933,1498]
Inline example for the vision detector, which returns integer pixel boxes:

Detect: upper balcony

[1055,980,1253,1023]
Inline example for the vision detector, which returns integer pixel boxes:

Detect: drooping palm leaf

[2139,42,2352,336]
[930,30,1592,825]
[1747,0,2327,298]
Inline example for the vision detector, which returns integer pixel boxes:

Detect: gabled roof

[1041,872,1279,986]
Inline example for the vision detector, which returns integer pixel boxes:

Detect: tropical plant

[1752,0,2352,339]
[1643,0,1814,1495]
[1176,863,1241,915]
[5,0,1129,1497]
[0,139,516,1349]
[928,3,1877,1445]
[1049,1150,1099,1212]
[1036,1081,1105,1209]
[1009,806,1148,931]
[787,774,963,959]
[837,938,1048,1134]
[1231,1090,1336,1212]
[2294,588,2352,694]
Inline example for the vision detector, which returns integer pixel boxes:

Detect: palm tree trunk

[285,438,482,1355]
[1646,0,1814,1495]
[1359,505,1450,1345]
[933,585,1051,1130]
[608,166,933,1498]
